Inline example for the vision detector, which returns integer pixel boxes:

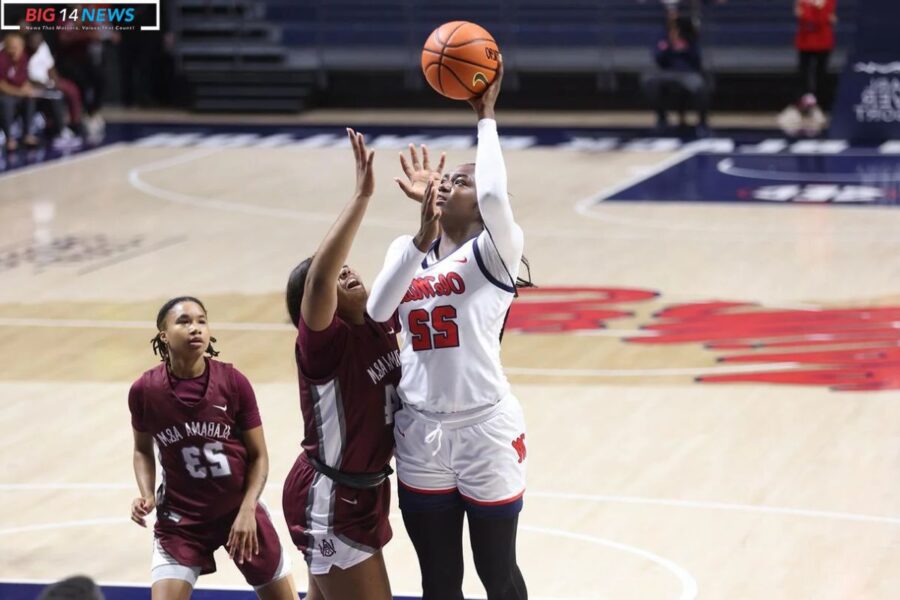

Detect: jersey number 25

[181,441,232,479]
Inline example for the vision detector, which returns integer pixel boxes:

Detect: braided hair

[514,255,536,295]
[151,296,219,363]
[498,255,536,343]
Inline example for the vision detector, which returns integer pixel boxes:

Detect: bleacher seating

[259,0,857,74]
[171,0,859,111]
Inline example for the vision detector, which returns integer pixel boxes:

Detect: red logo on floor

[506,287,900,392]
[505,287,657,333]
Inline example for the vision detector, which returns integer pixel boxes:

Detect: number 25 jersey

[129,360,261,526]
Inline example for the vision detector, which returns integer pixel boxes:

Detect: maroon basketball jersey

[129,359,262,526]
[295,313,400,473]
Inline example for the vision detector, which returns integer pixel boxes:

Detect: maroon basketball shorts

[152,502,291,587]
[282,453,392,575]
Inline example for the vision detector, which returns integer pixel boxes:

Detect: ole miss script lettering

[401,273,466,352]
[402,273,466,303]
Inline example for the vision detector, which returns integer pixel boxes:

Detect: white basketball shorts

[394,394,527,507]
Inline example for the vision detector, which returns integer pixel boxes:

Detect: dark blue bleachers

[262,0,858,74]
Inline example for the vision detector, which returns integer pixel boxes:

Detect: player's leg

[400,493,465,600]
[237,503,296,600]
[255,574,297,600]
[394,407,466,600]
[312,550,392,600]
[453,396,528,600]
[283,454,391,599]
[150,538,200,600]
[468,511,527,600]
[283,455,321,599]
[309,481,393,599]
[151,579,193,600]
[304,572,325,600]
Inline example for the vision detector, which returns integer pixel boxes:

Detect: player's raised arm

[366,179,441,322]
[300,128,375,331]
[467,58,524,267]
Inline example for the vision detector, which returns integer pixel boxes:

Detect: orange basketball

[421,21,500,101]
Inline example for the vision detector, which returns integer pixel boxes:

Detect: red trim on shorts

[398,479,458,495]
[459,488,526,506]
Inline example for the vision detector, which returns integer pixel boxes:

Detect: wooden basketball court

[1,113,898,599]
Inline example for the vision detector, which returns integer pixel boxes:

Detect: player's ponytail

[497,255,536,343]
[285,256,314,328]
[514,255,536,296]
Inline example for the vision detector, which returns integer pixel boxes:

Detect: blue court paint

[0,581,422,600]
[602,152,900,206]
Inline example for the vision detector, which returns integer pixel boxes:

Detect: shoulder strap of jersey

[207,359,236,400]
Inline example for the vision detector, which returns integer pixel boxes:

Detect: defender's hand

[347,127,375,199]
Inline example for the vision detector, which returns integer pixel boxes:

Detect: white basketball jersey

[395,232,518,414]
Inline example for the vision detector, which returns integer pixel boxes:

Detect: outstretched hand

[414,178,441,252]
[347,127,374,198]
[395,143,445,203]
[468,55,503,120]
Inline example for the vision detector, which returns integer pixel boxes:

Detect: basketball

[421,21,500,101]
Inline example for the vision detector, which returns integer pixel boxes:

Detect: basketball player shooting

[367,58,529,600]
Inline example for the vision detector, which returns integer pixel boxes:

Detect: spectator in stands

[778,0,836,135]
[26,30,84,143]
[654,0,726,24]
[57,11,117,141]
[641,13,710,135]
[0,32,39,151]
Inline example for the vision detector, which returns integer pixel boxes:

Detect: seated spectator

[0,32,38,151]
[57,17,114,142]
[26,30,84,143]
[640,14,711,135]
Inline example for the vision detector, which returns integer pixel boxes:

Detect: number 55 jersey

[395,231,518,414]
